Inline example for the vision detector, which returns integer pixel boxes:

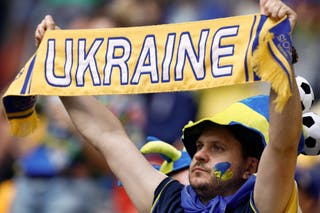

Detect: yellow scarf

[2,13,295,136]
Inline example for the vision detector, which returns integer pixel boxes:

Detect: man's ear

[242,157,259,179]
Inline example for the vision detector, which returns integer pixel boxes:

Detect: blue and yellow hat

[182,95,305,159]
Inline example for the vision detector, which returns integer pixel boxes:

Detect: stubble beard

[189,168,246,203]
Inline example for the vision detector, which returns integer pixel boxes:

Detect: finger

[38,22,45,37]
[261,0,276,16]
[271,2,282,18]
[35,24,45,47]
[34,15,59,47]
[44,15,56,30]
[264,0,280,18]
[260,0,268,14]
[278,5,287,18]
[35,32,40,47]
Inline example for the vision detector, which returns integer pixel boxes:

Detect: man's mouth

[192,166,209,173]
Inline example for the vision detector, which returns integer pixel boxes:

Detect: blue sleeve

[151,177,184,213]
[229,192,259,213]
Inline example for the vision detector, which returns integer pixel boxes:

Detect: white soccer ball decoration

[296,76,314,113]
[302,112,320,155]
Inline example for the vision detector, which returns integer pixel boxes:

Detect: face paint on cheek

[212,161,233,182]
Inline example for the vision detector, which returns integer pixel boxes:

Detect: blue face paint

[213,161,233,181]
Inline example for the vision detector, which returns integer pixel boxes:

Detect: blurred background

[0,0,319,212]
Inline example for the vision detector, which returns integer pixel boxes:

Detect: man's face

[189,125,249,201]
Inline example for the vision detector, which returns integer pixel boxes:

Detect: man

[34,0,302,212]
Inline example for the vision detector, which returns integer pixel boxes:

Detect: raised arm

[35,15,166,213]
[255,1,302,212]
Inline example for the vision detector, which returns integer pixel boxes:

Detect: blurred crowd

[0,0,320,212]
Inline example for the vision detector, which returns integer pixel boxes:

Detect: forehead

[198,125,240,145]
[200,124,231,136]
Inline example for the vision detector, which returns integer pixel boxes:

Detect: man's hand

[260,0,297,31]
[35,15,60,47]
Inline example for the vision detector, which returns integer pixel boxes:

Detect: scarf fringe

[252,32,292,112]
[9,112,38,137]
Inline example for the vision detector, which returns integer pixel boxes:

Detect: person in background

[140,136,192,185]
[295,160,320,213]
[10,97,112,213]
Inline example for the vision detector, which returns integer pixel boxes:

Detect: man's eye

[196,143,202,151]
[213,144,224,151]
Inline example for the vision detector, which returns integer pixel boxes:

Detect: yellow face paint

[213,162,233,182]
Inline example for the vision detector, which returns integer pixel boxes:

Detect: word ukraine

[2,13,294,136]
[46,26,238,88]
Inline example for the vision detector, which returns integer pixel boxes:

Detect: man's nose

[194,147,209,162]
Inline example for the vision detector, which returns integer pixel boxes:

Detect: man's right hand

[35,15,60,47]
